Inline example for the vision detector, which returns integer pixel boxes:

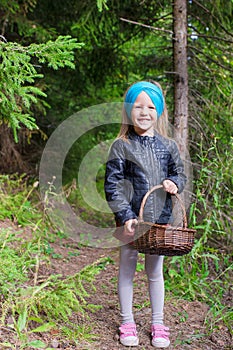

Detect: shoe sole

[152,340,170,348]
[120,336,139,346]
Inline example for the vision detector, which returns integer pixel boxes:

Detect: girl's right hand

[124,219,138,237]
[114,219,138,244]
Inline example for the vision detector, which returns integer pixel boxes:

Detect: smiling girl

[104,81,187,347]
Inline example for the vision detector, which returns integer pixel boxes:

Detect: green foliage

[164,250,232,333]
[0,230,35,296]
[11,261,103,324]
[0,36,83,141]
[96,0,109,12]
[0,0,232,344]
[191,138,233,241]
[27,36,83,70]
[0,256,108,348]
[0,257,105,349]
[164,138,233,334]
[61,323,96,343]
[0,174,42,225]
[188,0,233,152]
[0,174,112,347]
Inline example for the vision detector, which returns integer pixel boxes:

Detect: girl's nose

[140,106,148,115]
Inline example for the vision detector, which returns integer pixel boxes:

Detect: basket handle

[138,184,187,229]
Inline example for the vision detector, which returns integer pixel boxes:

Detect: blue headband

[124,81,164,119]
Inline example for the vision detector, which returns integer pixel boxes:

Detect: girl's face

[131,91,157,136]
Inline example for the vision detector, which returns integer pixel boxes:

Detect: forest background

[0,0,232,349]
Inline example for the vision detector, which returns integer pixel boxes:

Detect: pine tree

[0,36,83,172]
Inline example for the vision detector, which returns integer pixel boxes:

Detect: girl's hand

[114,219,138,244]
[163,179,178,194]
[123,219,138,237]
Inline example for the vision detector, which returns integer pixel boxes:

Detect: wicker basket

[133,185,196,256]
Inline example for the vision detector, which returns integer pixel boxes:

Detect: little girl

[104,81,187,348]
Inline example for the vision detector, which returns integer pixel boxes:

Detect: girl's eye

[133,105,155,110]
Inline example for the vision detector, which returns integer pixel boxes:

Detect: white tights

[118,244,165,325]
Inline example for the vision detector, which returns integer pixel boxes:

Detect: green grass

[0,175,112,348]
[0,227,110,348]
[0,226,109,348]
[163,139,233,335]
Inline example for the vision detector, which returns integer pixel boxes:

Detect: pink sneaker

[119,323,139,347]
[151,324,170,348]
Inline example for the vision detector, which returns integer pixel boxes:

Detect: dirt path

[44,239,232,350]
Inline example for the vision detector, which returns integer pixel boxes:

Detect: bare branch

[189,45,233,72]
[0,35,7,43]
[120,17,173,35]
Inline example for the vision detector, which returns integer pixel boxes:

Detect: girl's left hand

[163,179,178,194]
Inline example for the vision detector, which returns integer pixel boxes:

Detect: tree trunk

[0,124,29,174]
[173,0,188,160]
[172,0,192,221]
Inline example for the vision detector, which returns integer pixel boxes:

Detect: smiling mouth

[138,118,151,122]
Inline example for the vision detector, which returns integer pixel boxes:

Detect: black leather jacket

[104,129,187,226]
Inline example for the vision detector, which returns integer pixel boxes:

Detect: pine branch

[0,36,84,142]
[189,45,233,72]
[188,30,233,44]
[191,0,233,37]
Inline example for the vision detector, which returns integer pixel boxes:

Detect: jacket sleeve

[104,140,137,225]
[166,140,187,193]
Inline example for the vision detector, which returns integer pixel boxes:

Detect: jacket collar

[128,128,158,142]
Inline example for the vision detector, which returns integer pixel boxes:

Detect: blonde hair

[117,80,169,140]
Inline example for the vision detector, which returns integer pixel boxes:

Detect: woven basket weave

[133,185,196,256]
